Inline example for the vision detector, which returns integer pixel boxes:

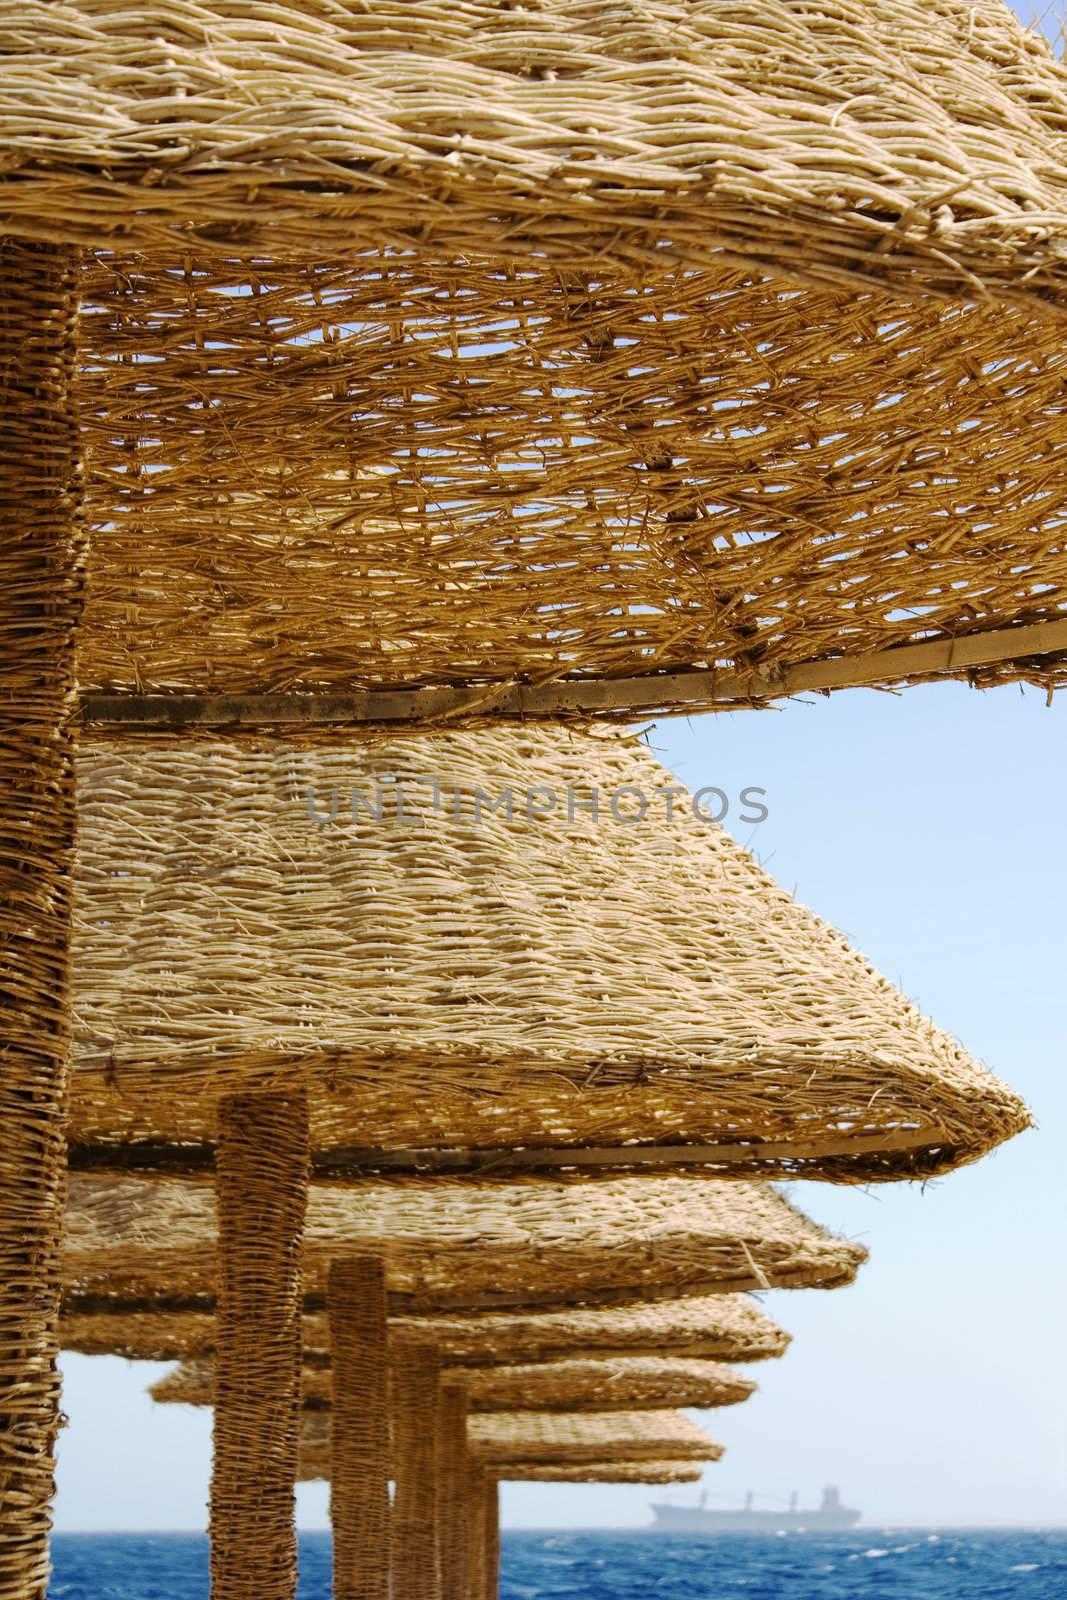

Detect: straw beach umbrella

[296,1453,710,1600]
[61,1292,791,1367]
[72,1291,784,1598]
[293,1400,725,1598]
[487,1461,704,1485]
[156,1347,744,1600]
[67,1285,784,1596]
[293,1400,725,1488]
[71,730,1029,1187]
[7,3,1067,719]
[5,4,1067,1593]
[65,722,1020,1600]
[60,1173,865,1311]
[468,1409,722,1467]
[150,1354,757,1415]
[294,1406,722,1600]
[72,1171,829,1600]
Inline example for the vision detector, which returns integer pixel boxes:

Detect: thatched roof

[392,1295,790,1368]
[298,1426,706,1485]
[299,1438,708,1484]
[5,11,1067,714]
[62,1291,789,1366]
[467,1409,721,1465]
[463,1356,753,1414]
[149,1353,755,1413]
[71,253,1067,715]
[62,1173,864,1311]
[3,1,1067,302]
[295,1407,721,1472]
[70,728,1029,1182]
[489,1460,706,1485]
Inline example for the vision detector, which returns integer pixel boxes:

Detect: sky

[50,0,1067,1541]
[55,679,1067,1531]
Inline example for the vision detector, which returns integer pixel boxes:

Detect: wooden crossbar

[76,616,1067,731]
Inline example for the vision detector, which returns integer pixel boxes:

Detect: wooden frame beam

[65,1124,946,1180]
[76,616,1067,732]
[62,1256,854,1320]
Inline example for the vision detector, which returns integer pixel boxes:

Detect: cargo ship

[650,1485,861,1533]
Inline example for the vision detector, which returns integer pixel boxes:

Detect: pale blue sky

[52,0,1066,1537]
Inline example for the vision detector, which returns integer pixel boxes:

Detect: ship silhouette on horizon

[650,1485,862,1533]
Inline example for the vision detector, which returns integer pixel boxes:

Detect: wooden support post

[391,1341,442,1600]
[328,1256,390,1600]
[211,1092,309,1600]
[0,239,84,1600]
[465,1466,487,1600]
[437,1381,470,1600]
[483,1477,500,1600]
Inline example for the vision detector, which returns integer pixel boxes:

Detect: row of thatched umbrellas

[65,1173,851,1600]
[2,3,1065,1597]
[57,725,1022,1596]
[79,1284,788,1597]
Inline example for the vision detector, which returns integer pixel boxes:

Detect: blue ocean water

[49,1528,1067,1598]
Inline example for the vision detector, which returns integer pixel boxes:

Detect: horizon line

[52,1522,1067,1536]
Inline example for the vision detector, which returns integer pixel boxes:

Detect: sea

[49,1528,1067,1598]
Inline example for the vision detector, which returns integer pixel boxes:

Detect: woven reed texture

[210,1095,309,1600]
[498,1460,704,1484]
[392,1295,790,1368]
[391,1344,442,1600]
[69,730,1030,1183]
[464,1357,754,1414]
[328,1258,390,1600]
[62,1174,866,1309]
[437,1384,470,1600]
[0,240,84,1600]
[468,1410,721,1465]
[63,1292,789,1367]
[71,251,1067,708]
[296,1425,708,1486]
[4,0,1067,308]
[152,1353,755,1415]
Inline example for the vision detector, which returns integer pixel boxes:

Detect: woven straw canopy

[62,1292,788,1366]
[2,0,1065,292]
[3,9,1067,714]
[486,1460,705,1485]
[149,1354,756,1413]
[467,1410,721,1465]
[298,1444,707,1486]
[296,1408,722,1470]
[463,1356,753,1414]
[61,1173,863,1311]
[387,1294,790,1368]
[70,727,1029,1182]
[297,1420,710,1484]
[9,8,1061,1591]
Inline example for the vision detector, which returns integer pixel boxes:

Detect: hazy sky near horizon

[56,681,1067,1531]
[51,0,1067,1538]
